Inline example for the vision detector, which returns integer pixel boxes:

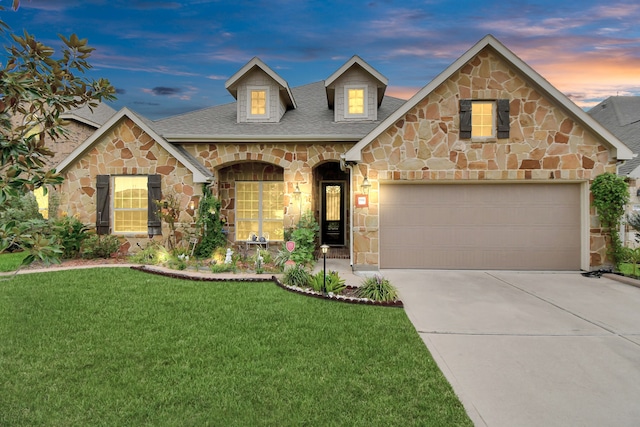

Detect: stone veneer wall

[58,118,200,252]
[353,49,617,269]
[181,142,353,236]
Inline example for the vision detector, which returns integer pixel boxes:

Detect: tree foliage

[0,4,116,264]
[591,172,630,266]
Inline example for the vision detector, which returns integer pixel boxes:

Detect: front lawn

[0,268,471,426]
[0,251,27,272]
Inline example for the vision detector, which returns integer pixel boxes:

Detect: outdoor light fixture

[293,183,302,216]
[320,244,330,296]
[188,200,196,211]
[361,176,371,195]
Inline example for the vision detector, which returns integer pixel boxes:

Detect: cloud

[206,75,227,80]
[146,87,182,96]
[141,85,197,101]
[115,88,127,94]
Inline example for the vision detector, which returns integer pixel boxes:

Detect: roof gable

[325,55,388,108]
[589,97,640,176]
[56,107,212,183]
[60,102,117,128]
[225,57,296,110]
[344,34,633,162]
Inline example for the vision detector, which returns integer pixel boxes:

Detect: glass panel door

[321,182,344,245]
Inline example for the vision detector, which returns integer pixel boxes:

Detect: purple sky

[2,0,639,119]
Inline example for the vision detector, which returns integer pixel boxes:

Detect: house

[588,96,640,246]
[12,103,116,218]
[53,34,633,271]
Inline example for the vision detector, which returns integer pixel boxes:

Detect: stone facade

[58,118,200,251]
[351,50,617,268]
[181,142,353,240]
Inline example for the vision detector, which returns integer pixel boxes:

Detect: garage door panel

[380,184,581,270]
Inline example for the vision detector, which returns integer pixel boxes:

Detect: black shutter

[497,99,510,139]
[459,99,472,139]
[96,175,110,235]
[147,174,162,236]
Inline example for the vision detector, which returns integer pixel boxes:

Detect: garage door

[380,183,581,270]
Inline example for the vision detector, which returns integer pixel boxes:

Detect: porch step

[315,246,350,259]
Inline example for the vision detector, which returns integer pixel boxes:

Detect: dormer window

[345,85,367,118]
[248,86,269,118]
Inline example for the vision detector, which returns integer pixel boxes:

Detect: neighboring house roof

[56,107,213,183]
[325,55,389,108]
[60,102,117,128]
[153,81,406,142]
[588,97,640,176]
[225,57,297,110]
[344,34,634,162]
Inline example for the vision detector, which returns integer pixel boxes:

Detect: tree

[591,172,629,267]
[0,3,116,264]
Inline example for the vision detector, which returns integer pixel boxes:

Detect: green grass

[0,251,27,272]
[0,268,472,427]
[618,263,640,277]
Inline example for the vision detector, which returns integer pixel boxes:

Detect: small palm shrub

[52,216,89,259]
[309,270,346,294]
[282,263,311,288]
[357,275,399,302]
[274,247,291,270]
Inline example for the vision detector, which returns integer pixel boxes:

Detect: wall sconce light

[188,200,196,211]
[361,176,371,195]
[293,183,301,199]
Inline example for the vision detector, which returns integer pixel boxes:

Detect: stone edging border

[131,266,404,308]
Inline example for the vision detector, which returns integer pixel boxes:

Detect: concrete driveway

[382,270,640,427]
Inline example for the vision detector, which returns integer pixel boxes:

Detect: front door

[321,182,345,246]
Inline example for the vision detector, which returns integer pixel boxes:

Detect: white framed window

[345,85,367,118]
[471,101,495,138]
[236,181,284,241]
[113,176,148,233]
[247,86,269,118]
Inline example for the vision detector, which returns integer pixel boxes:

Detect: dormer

[325,55,388,122]
[225,57,296,123]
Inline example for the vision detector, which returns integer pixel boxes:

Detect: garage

[379,183,582,270]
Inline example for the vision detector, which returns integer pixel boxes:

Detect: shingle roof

[153,81,406,142]
[61,102,117,128]
[588,96,640,176]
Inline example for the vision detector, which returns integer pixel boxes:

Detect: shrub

[82,234,121,259]
[357,275,399,302]
[194,185,226,258]
[210,262,235,274]
[309,270,346,294]
[274,247,291,270]
[290,211,319,266]
[282,264,311,288]
[52,216,90,259]
[591,173,629,266]
[129,241,170,265]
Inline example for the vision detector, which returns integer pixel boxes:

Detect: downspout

[340,157,354,268]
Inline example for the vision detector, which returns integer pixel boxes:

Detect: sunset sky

[2,0,639,119]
